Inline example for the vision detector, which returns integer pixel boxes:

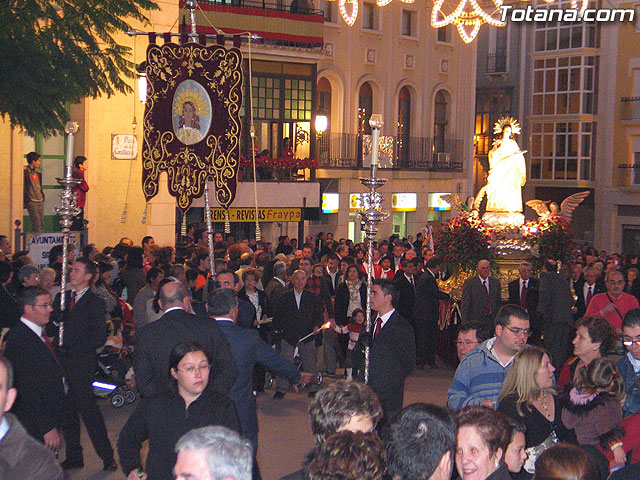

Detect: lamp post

[355,113,389,384]
[53,121,82,348]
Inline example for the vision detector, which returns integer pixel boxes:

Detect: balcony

[620,97,640,121]
[487,52,507,74]
[180,0,324,49]
[316,132,464,172]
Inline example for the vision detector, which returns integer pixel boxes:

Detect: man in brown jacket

[0,356,63,479]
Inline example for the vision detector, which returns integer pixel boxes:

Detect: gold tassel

[225,210,231,233]
[141,203,148,224]
[120,204,127,224]
[255,222,261,242]
[181,211,187,238]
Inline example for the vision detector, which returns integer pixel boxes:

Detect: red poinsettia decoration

[239,156,318,170]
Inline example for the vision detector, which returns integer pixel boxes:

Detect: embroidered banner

[142,42,243,212]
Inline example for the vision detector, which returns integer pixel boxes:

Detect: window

[398,87,411,163]
[534,0,598,51]
[321,0,334,22]
[633,151,640,185]
[474,92,512,155]
[434,90,448,152]
[529,121,595,181]
[401,10,416,36]
[362,3,377,30]
[358,82,373,135]
[531,56,597,116]
[437,25,450,42]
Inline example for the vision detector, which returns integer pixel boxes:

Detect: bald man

[461,260,502,325]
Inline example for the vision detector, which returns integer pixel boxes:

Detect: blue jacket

[447,338,511,410]
[617,353,640,418]
[216,319,300,446]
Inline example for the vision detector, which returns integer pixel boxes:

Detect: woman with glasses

[557,316,615,392]
[117,342,240,480]
[497,346,575,475]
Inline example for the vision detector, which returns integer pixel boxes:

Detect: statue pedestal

[482,212,524,229]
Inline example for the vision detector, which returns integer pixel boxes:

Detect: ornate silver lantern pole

[355,114,389,383]
[53,121,82,347]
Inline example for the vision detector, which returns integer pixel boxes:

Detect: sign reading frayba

[210,208,301,222]
[26,232,81,269]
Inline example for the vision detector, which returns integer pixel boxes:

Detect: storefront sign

[427,193,452,211]
[349,193,362,212]
[322,193,339,214]
[209,208,301,222]
[392,193,417,212]
[26,232,81,269]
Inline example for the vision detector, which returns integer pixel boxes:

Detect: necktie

[586,285,593,306]
[69,291,77,310]
[42,331,60,365]
[410,276,415,290]
[483,280,491,315]
[520,281,527,309]
[373,317,383,339]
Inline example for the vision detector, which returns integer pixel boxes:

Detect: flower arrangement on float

[239,156,318,170]
[521,215,575,271]
[436,215,494,275]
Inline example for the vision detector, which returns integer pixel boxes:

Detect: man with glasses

[455,321,491,363]
[585,270,639,334]
[448,305,530,410]
[4,287,65,451]
[618,308,640,417]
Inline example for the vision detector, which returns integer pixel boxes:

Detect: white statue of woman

[484,119,526,213]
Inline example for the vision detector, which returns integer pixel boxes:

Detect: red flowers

[239,156,318,170]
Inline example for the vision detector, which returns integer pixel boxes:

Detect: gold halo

[173,85,209,117]
[493,116,521,135]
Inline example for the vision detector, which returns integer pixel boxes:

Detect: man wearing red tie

[52,258,115,471]
[461,259,502,326]
[507,262,540,345]
[353,279,415,422]
[575,266,606,319]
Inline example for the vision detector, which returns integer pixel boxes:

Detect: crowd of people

[1,228,640,479]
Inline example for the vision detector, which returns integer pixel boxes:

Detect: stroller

[92,318,137,408]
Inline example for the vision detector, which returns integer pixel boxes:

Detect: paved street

[65,366,455,480]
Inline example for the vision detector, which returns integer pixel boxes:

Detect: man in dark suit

[353,279,415,421]
[0,261,20,329]
[538,259,575,370]
[264,260,288,317]
[272,269,324,399]
[507,261,541,345]
[325,254,340,297]
[4,287,65,452]
[461,259,502,325]
[208,288,301,479]
[52,258,115,471]
[394,258,420,321]
[413,256,452,368]
[135,281,238,398]
[574,266,606,319]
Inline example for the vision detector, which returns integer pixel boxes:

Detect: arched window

[358,82,373,135]
[398,87,411,164]
[434,90,448,153]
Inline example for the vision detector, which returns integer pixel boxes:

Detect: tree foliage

[0,0,158,136]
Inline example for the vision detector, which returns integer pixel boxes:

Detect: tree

[0,0,158,136]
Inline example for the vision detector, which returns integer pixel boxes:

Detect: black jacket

[4,321,65,440]
[334,281,367,325]
[273,290,324,347]
[117,389,240,479]
[134,308,238,397]
[413,269,450,325]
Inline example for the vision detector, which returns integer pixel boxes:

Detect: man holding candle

[272,269,324,399]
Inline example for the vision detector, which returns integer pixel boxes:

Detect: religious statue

[176,101,204,145]
[474,117,527,228]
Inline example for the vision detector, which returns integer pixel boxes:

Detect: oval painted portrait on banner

[172,80,212,145]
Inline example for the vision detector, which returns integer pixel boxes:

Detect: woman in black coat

[118,342,240,480]
[334,264,367,326]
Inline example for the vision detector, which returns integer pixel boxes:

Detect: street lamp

[315,115,328,138]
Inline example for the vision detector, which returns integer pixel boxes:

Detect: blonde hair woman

[497,346,573,474]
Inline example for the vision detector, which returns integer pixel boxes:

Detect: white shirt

[294,289,303,309]
[164,306,185,314]
[326,269,338,289]
[404,272,414,286]
[487,337,514,368]
[376,308,395,331]
[479,276,490,294]
[583,282,596,301]
[275,277,287,288]
[72,286,90,303]
[0,417,8,443]
[520,279,528,292]
[20,317,43,339]
[628,351,640,373]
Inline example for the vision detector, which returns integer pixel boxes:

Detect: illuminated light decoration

[340,0,359,26]
[431,0,505,43]
[570,0,588,13]
[377,0,394,7]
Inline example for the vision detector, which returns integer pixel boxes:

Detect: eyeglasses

[502,325,532,337]
[176,364,211,375]
[623,338,640,347]
[455,340,479,346]
[33,302,52,308]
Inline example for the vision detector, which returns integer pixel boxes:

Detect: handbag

[524,430,559,473]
